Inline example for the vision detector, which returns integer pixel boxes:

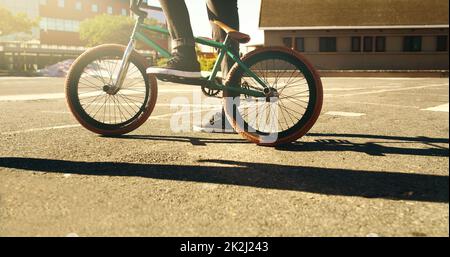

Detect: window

[403,36,422,52]
[436,35,448,51]
[107,6,113,14]
[75,2,82,11]
[73,21,80,31]
[375,36,386,52]
[121,8,127,16]
[351,37,361,52]
[47,18,56,30]
[319,37,336,52]
[56,19,64,31]
[363,36,373,52]
[58,0,65,8]
[63,20,70,31]
[40,18,80,32]
[92,4,98,13]
[282,37,293,49]
[295,37,304,52]
[39,18,47,30]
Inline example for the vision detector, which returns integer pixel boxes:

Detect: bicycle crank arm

[206,81,265,98]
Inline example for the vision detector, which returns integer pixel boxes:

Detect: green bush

[0,5,37,36]
[156,58,168,67]
[80,15,160,47]
[198,56,217,71]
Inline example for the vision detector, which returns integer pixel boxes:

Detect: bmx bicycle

[65,0,323,146]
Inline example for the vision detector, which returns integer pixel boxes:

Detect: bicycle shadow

[0,157,447,203]
[117,133,449,157]
[116,134,248,146]
[276,133,449,157]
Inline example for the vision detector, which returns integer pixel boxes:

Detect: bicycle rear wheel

[224,47,323,146]
[65,44,158,136]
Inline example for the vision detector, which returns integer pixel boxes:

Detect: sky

[146,0,264,45]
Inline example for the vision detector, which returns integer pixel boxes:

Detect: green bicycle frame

[114,19,266,98]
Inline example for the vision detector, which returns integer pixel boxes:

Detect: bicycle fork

[109,19,141,95]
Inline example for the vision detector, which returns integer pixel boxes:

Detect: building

[38,0,166,46]
[0,0,168,72]
[260,0,449,71]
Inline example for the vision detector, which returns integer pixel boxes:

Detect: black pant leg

[158,0,196,58]
[206,0,239,78]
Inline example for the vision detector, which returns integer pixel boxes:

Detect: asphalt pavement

[0,76,448,236]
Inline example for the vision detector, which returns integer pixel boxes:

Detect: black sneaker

[147,55,201,78]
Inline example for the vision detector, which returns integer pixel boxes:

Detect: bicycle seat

[213,20,251,44]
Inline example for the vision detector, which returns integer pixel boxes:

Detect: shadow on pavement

[118,133,449,157]
[115,135,248,146]
[307,133,449,144]
[0,157,447,203]
[276,133,449,157]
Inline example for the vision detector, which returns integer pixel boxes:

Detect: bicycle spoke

[76,55,147,126]
[278,98,300,124]
[232,56,314,134]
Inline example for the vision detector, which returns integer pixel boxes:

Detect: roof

[259,0,449,30]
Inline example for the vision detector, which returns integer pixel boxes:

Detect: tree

[0,6,37,36]
[79,14,161,47]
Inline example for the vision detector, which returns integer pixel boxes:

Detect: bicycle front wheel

[65,44,158,136]
[224,47,323,146]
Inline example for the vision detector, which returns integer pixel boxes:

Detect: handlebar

[130,0,147,18]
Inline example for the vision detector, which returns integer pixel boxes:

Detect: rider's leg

[194,0,239,133]
[207,0,239,77]
[148,0,201,78]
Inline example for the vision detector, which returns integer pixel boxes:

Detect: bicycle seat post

[208,34,231,83]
